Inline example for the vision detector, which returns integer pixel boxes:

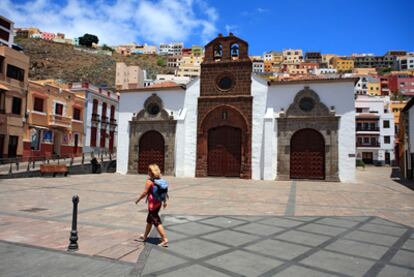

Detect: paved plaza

[0,167,413,276]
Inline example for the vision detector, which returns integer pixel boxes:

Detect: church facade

[117,34,356,182]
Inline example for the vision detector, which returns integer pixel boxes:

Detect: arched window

[213,44,223,60]
[230,43,239,59]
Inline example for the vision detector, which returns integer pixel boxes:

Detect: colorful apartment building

[380,76,390,96]
[176,55,203,78]
[68,82,118,154]
[394,56,414,71]
[282,49,303,64]
[388,73,414,96]
[191,46,203,57]
[367,77,381,96]
[355,95,395,165]
[304,52,322,64]
[15,27,41,39]
[321,54,337,68]
[23,81,85,159]
[353,55,395,69]
[0,16,14,47]
[252,59,264,73]
[115,62,145,90]
[41,32,56,41]
[159,42,183,56]
[332,57,354,72]
[0,44,29,159]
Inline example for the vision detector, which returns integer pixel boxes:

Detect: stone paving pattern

[0,240,134,277]
[135,215,414,276]
[0,167,413,275]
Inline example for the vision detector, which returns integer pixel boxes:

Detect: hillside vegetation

[15,38,172,88]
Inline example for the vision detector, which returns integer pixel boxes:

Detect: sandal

[158,240,168,247]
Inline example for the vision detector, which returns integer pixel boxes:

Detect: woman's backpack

[152,178,169,202]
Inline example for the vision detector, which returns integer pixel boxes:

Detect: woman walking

[135,164,168,247]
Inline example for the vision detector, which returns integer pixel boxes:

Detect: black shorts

[146,208,161,226]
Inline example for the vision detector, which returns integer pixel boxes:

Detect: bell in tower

[231,43,239,59]
[213,44,223,59]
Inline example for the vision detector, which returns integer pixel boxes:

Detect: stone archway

[290,128,325,180]
[196,105,251,178]
[128,93,176,175]
[277,86,340,181]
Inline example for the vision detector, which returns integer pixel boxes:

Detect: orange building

[23,80,85,159]
[0,45,29,159]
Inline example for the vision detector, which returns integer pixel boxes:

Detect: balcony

[101,116,109,124]
[91,113,100,122]
[356,126,380,132]
[0,113,6,128]
[48,114,71,128]
[356,142,380,148]
[109,118,117,126]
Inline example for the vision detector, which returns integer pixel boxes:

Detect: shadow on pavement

[390,167,414,191]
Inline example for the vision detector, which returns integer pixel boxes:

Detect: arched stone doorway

[277,86,340,181]
[290,128,325,180]
[196,105,251,178]
[208,126,241,177]
[138,131,164,174]
[128,94,177,175]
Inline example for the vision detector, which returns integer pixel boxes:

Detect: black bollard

[68,195,79,251]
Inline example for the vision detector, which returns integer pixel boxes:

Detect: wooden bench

[40,164,68,177]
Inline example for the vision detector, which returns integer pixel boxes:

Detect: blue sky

[2,0,414,56]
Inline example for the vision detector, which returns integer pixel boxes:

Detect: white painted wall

[267,81,356,182]
[263,108,277,180]
[409,107,414,153]
[116,89,185,174]
[251,75,269,179]
[176,79,200,177]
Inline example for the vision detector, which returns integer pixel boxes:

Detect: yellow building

[23,80,85,159]
[264,61,272,72]
[176,55,203,78]
[282,49,303,64]
[0,45,30,159]
[368,79,381,96]
[391,100,408,127]
[321,54,338,68]
[331,57,354,72]
[353,68,377,75]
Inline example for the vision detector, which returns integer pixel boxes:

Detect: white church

[116,34,356,182]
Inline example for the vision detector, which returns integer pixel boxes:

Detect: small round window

[299,97,315,112]
[217,76,233,91]
[147,103,160,115]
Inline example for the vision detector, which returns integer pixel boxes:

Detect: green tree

[157,56,166,67]
[101,44,114,52]
[79,34,99,48]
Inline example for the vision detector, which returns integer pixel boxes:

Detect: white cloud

[257,7,269,13]
[0,0,218,45]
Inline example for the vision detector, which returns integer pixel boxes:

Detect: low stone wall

[0,160,117,179]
